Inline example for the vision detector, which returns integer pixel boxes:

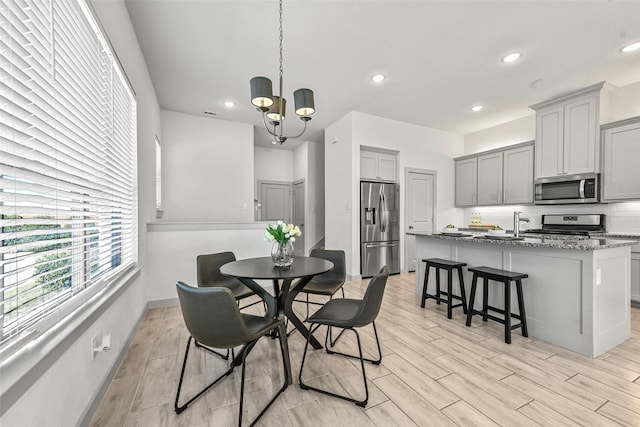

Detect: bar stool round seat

[464,266,529,344]
[420,258,468,319]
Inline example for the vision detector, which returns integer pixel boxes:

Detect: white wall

[325,112,465,278]
[255,146,295,183]
[610,81,640,122]
[325,113,358,275]
[306,141,325,251]
[464,115,535,155]
[0,1,160,425]
[145,223,274,302]
[160,110,254,222]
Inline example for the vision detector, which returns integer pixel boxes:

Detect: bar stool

[465,266,528,344]
[421,258,467,319]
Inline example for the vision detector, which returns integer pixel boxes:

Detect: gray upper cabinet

[455,141,534,207]
[455,157,477,206]
[477,152,503,205]
[531,82,606,179]
[503,144,534,204]
[360,148,397,181]
[602,116,640,201]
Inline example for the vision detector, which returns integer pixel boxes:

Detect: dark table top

[220,256,333,280]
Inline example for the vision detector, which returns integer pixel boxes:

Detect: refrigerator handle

[365,242,399,248]
[380,193,388,233]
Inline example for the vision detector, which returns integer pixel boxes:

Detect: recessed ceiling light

[502,52,522,63]
[224,101,235,108]
[372,74,385,83]
[620,41,640,53]
[471,105,484,112]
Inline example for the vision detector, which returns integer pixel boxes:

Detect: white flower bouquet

[264,220,302,245]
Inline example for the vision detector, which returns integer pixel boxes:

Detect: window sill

[0,265,142,416]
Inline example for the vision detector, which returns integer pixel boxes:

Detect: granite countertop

[408,231,638,250]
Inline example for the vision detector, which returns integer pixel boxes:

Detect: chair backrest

[197,251,240,288]
[176,281,252,348]
[352,266,390,327]
[309,248,346,286]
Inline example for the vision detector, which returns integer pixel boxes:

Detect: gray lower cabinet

[455,141,533,207]
[602,116,640,201]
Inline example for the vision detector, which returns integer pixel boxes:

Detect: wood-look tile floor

[90,273,640,426]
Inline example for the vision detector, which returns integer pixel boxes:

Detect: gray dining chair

[297,249,346,320]
[174,281,289,426]
[197,251,256,303]
[196,251,262,359]
[298,266,389,407]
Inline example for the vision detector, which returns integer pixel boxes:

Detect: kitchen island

[410,232,637,357]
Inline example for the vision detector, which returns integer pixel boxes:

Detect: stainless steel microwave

[534,173,600,205]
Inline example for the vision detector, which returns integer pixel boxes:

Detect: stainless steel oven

[534,173,600,205]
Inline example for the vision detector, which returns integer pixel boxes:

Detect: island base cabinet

[632,252,640,305]
[414,237,631,357]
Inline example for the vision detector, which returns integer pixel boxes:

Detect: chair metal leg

[176,324,288,424]
[194,340,230,360]
[299,324,370,407]
[325,321,382,364]
[174,336,235,414]
[328,326,346,348]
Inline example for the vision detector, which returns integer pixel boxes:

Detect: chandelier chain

[278,0,283,83]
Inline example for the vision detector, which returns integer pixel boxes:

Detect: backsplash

[464,202,640,233]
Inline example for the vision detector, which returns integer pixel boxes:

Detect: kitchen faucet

[513,211,530,237]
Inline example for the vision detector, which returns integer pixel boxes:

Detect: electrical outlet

[596,269,602,285]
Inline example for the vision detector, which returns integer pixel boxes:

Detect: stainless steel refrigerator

[360,181,400,277]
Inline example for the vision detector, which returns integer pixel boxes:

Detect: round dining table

[220,256,334,384]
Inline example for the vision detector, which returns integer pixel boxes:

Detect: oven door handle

[579,179,585,199]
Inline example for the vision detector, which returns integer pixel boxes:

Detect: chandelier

[250,0,315,145]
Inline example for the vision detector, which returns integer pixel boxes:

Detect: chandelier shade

[266,96,286,121]
[294,88,315,117]
[250,76,274,110]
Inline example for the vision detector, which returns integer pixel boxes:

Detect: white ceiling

[123,0,640,150]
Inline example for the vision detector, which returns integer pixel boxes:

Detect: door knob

[409,225,414,229]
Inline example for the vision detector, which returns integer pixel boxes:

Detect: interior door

[405,169,435,272]
[292,180,305,256]
[259,181,291,223]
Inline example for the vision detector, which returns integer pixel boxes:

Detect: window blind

[0,0,137,348]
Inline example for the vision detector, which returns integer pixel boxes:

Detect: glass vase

[271,240,295,267]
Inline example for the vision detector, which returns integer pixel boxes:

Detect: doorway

[292,179,305,256]
[404,168,436,272]
[257,180,291,223]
